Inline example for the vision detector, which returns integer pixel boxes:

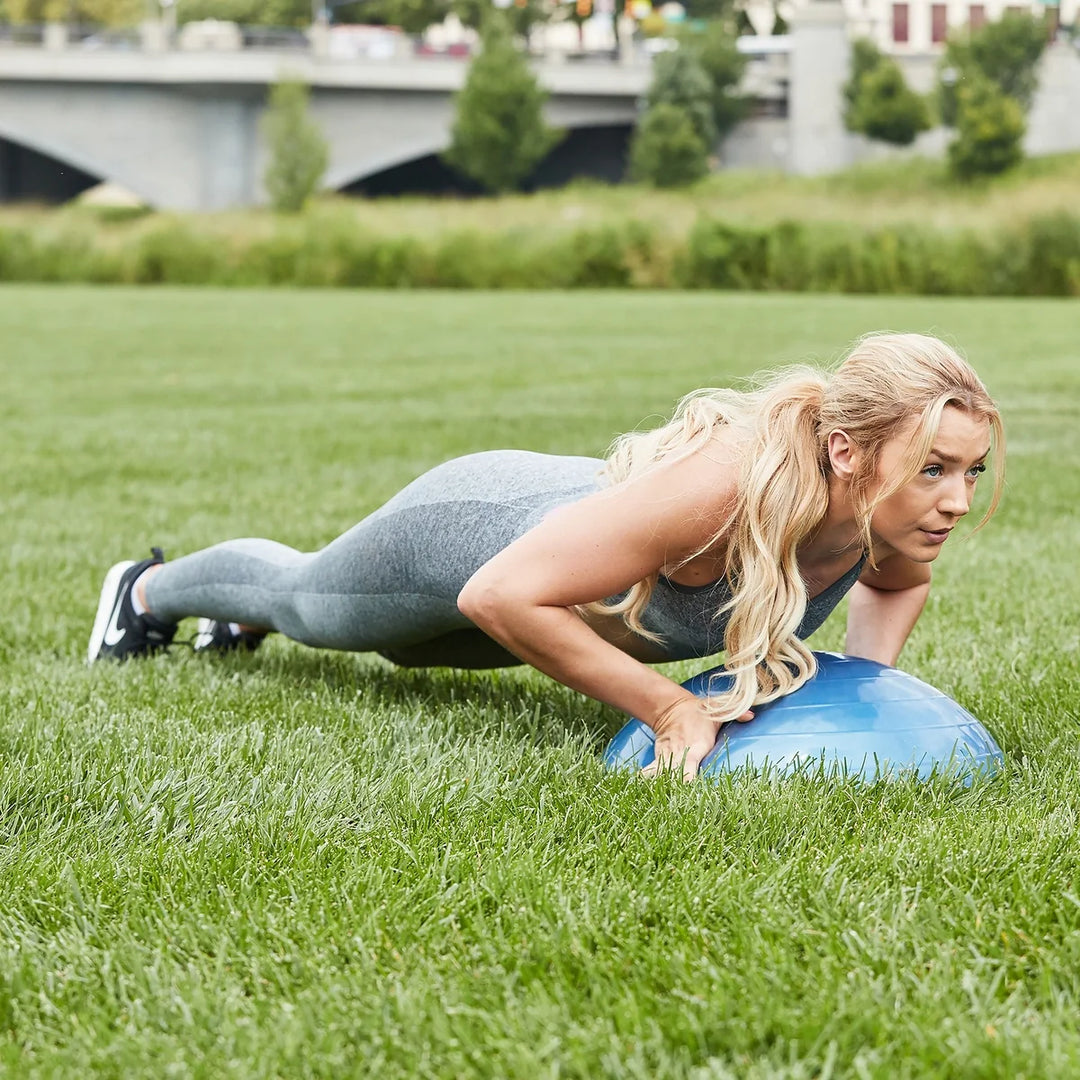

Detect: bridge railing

[0,24,46,46]
[0,19,631,63]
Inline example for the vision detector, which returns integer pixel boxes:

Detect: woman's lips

[921,528,951,544]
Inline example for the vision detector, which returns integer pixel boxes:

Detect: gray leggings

[144,451,604,669]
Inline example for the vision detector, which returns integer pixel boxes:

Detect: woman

[88,332,1004,780]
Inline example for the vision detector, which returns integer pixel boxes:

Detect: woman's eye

[922,465,944,478]
[966,463,986,479]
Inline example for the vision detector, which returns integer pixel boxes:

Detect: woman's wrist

[649,693,707,735]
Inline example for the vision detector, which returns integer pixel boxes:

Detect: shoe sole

[193,617,216,652]
[86,560,134,664]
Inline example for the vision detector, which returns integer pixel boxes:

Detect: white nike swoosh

[102,594,126,647]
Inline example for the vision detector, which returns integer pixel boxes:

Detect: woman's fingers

[682,752,703,784]
[639,707,755,781]
[642,741,710,782]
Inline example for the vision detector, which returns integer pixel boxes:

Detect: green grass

[2,286,1080,1077]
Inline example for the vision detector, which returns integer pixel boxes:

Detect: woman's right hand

[641,697,754,782]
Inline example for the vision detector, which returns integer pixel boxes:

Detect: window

[969,3,986,28]
[932,3,948,42]
[892,2,909,42]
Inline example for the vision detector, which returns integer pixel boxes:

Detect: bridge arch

[0,122,111,203]
[330,121,633,197]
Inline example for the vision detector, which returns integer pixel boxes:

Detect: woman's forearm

[459,592,694,725]
[844,579,930,667]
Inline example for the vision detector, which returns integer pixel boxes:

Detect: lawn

[2,287,1079,1077]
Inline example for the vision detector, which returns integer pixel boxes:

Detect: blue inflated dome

[603,652,1003,783]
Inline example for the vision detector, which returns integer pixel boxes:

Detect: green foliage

[443,21,563,194]
[681,22,749,142]
[939,11,1049,124]
[368,0,451,34]
[843,38,883,115]
[629,102,709,188]
[177,0,311,25]
[6,175,1080,294]
[947,77,1026,180]
[679,0,737,21]
[452,0,548,34]
[261,79,329,214]
[844,39,931,146]
[380,0,432,33]
[3,0,142,22]
[645,46,717,149]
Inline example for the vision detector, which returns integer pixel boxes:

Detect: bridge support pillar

[788,0,855,176]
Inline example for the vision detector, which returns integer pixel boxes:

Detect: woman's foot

[87,547,177,663]
[192,619,267,655]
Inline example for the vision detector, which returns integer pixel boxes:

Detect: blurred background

[0,0,1077,293]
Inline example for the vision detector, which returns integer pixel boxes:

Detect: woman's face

[869,406,992,563]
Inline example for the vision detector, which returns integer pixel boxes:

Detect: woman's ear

[827,429,860,481]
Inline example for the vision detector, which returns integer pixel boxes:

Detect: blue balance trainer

[603,652,1004,783]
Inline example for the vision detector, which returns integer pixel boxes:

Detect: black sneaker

[192,618,265,655]
[87,547,177,663]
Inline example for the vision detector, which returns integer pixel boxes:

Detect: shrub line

[1,212,1078,296]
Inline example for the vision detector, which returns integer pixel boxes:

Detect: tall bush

[939,11,1048,124]
[5,0,143,21]
[629,102,709,188]
[262,79,329,213]
[947,77,1026,180]
[177,0,310,25]
[369,0,452,34]
[443,20,564,194]
[844,39,930,146]
[644,47,717,149]
[682,22,749,142]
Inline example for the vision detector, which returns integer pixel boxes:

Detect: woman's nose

[939,477,972,517]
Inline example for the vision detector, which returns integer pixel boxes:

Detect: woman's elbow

[457,574,511,630]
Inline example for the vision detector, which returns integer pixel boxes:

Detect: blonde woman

[88,333,1004,780]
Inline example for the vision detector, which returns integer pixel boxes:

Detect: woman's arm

[457,442,741,778]
[845,555,932,667]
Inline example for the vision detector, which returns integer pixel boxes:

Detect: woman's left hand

[641,697,754,782]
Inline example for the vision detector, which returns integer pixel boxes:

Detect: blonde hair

[587,332,1006,722]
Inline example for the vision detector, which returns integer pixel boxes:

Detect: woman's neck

[799,474,865,566]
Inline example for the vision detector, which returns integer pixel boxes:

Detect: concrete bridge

[2,8,1079,209]
[0,47,648,209]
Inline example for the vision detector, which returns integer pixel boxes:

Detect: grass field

[3,286,1080,1077]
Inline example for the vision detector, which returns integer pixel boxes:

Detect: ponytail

[588,369,833,721]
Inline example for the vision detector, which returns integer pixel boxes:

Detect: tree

[630,102,709,187]
[262,79,329,212]
[947,76,1026,179]
[177,0,311,25]
[682,21,749,143]
[843,39,930,146]
[443,19,563,193]
[453,0,550,38]
[371,0,452,35]
[644,47,717,150]
[939,11,1048,124]
[679,0,736,24]
[843,38,885,116]
[4,0,143,21]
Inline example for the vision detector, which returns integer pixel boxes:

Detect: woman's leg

[110,450,604,667]
[143,533,471,653]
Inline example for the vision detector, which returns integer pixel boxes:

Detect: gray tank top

[631,555,867,661]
